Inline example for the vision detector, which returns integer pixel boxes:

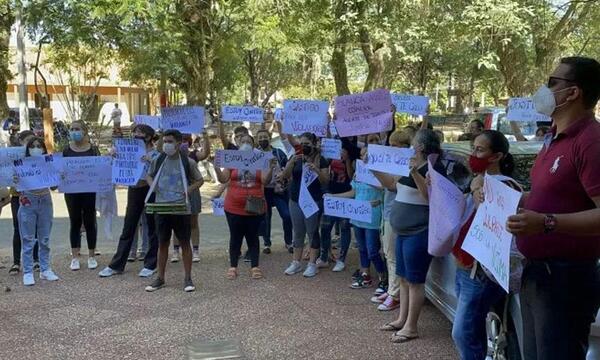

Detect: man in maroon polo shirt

[507,57,600,360]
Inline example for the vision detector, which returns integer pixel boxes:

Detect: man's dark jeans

[521,259,600,360]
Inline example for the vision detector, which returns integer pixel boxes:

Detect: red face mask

[469,155,491,174]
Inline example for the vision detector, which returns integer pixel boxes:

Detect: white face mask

[239,143,252,152]
[532,85,572,117]
[29,148,44,157]
[163,143,177,156]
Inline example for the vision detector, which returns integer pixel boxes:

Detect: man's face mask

[532,78,576,117]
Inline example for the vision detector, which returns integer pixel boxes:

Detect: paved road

[0,185,458,360]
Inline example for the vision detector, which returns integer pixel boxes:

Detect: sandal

[380,322,404,332]
[391,331,419,343]
[250,267,263,280]
[8,264,20,275]
[226,267,238,280]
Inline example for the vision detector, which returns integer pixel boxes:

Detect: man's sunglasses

[547,76,576,88]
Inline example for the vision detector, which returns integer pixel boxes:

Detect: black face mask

[258,140,269,150]
[302,145,313,156]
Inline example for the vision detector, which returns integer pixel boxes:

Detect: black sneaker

[374,281,387,296]
[8,264,20,275]
[351,269,361,281]
[145,278,165,292]
[183,279,196,293]
[287,246,294,254]
[263,247,271,255]
[33,262,40,272]
[243,251,251,263]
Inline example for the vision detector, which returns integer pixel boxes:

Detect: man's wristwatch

[544,214,557,234]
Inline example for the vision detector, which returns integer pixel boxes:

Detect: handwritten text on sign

[112,138,146,186]
[323,197,372,223]
[161,106,205,134]
[506,97,551,123]
[214,149,273,171]
[134,115,161,130]
[0,146,25,186]
[14,154,60,191]
[320,138,342,160]
[391,94,429,116]
[355,160,381,187]
[298,164,319,218]
[427,157,466,257]
[211,198,225,216]
[461,175,521,292]
[366,145,414,177]
[59,156,112,194]
[282,100,329,137]
[334,89,393,137]
[221,106,264,123]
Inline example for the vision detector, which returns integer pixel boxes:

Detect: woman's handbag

[245,195,266,215]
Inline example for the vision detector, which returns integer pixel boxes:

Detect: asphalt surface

[0,185,458,360]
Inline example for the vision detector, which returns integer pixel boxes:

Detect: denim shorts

[395,230,433,284]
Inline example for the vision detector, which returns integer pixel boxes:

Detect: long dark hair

[479,130,515,176]
[24,137,48,157]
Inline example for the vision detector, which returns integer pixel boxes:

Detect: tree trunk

[0,3,14,120]
[244,50,260,105]
[330,0,350,96]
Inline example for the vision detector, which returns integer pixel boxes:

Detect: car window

[497,114,536,136]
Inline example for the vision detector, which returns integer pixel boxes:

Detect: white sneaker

[23,272,35,286]
[303,263,318,278]
[332,260,345,272]
[284,261,303,275]
[192,249,200,263]
[40,270,59,281]
[87,257,98,269]
[171,251,180,263]
[138,268,156,278]
[70,258,80,271]
[99,267,116,277]
[315,258,329,269]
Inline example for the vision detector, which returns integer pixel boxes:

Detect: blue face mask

[70,130,83,142]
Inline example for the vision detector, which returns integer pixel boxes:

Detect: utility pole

[16,2,28,130]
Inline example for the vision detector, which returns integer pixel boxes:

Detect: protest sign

[212,198,225,216]
[59,156,112,194]
[0,146,25,186]
[221,105,264,123]
[112,138,146,186]
[334,89,393,137]
[366,144,414,177]
[320,138,342,160]
[427,156,466,256]
[329,122,338,137]
[461,175,521,292]
[506,97,551,123]
[14,154,60,191]
[161,106,204,134]
[298,164,319,218]
[214,149,273,171]
[274,108,283,121]
[391,94,429,116]
[323,196,372,223]
[355,160,381,187]
[134,115,161,130]
[282,100,329,137]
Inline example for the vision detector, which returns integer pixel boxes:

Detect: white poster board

[161,106,205,134]
[14,154,60,191]
[211,198,225,216]
[365,144,414,177]
[355,160,381,187]
[320,138,342,160]
[112,138,146,186]
[282,100,329,137]
[0,146,25,186]
[506,97,551,123]
[133,115,161,130]
[214,149,273,171]
[323,196,372,223]
[59,156,113,194]
[391,94,429,116]
[221,106,264,123]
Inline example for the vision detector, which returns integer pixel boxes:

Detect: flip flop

[226,267,238,280]
[380,323,403,332]
[391,332,419,343]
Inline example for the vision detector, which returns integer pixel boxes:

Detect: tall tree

[0,0,13,120]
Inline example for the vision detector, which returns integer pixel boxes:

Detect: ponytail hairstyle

[480,130,515,177]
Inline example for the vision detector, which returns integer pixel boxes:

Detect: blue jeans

[260,189,292,247]
[18,192,53,274]
[452,267,505,360]
[320,215,351,263]
[354,226,386,273]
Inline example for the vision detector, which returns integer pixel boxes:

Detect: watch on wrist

[544,214,557,234]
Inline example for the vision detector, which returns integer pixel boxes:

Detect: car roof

[442,141,543,156]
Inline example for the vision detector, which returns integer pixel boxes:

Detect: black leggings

[11,196,38,265]
[225,212,261,268]
[64,193,97,250]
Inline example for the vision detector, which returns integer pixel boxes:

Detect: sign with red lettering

[461,175,521,292]
[334,89,393,137]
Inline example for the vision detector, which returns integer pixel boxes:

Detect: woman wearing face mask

[256,129,293,254]
[451,130,520,360]
[280,132,329,277]
[214,134,274,280]
[372,129,445,343]
[14,137,59,286]
[63,120,100,271]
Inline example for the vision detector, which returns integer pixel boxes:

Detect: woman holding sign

[14,137,59,286]
[372,129,444,343]
[280,132,329,278]
[63,120,100,271]
[451,130,520,360]
[214,134,274,280]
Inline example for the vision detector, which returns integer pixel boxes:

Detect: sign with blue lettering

[221,106,264,123]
